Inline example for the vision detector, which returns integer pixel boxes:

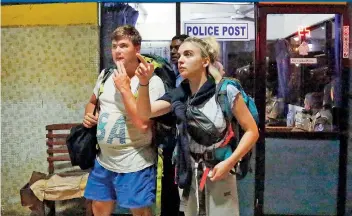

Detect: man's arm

[314,117,332,132]
[83,94,98,128]
[85,94,97,114]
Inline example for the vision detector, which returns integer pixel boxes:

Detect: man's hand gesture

[113,61,131,93]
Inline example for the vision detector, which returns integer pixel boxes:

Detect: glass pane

[134,3,176,41]
[264,138,339,215]
[101,3,176,69]
[181,3,256,216]
[265,14,340,133]
[181,3,255,96]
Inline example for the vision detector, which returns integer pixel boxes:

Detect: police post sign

[184,23,249,41]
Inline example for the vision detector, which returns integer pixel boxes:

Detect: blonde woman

[135,37,258,216]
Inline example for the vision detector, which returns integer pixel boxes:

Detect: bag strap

[93,68,113,115]
[216,78,234,123]
[215,78,236,149]
[216,78,247,148]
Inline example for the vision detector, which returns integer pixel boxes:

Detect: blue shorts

[84,160,156,209]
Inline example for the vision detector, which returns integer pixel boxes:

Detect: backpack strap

[216,78,243,123]
[215,78,237,148]
[93,68,113,116]
[98,68,114,95]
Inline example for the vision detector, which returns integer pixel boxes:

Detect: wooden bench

[44,123,92,216]
[46,123,80,174]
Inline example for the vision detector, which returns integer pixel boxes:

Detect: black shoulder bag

[66,69,112,170]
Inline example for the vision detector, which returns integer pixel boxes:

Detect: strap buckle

[204,150,215,161]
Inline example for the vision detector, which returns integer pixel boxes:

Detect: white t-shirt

[93,70,165,173]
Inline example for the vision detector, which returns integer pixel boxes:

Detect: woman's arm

[227,94,259,166]
[210,93,259,181]
[136,89,171,121]
[135,53,172,121]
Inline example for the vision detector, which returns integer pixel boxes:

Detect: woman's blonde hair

[183,36,219,63]
[183,36,223,82]
[202,36,221,61]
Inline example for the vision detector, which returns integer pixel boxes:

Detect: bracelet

[139,82,149,87]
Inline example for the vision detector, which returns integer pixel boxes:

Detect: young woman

[135,37,259,216]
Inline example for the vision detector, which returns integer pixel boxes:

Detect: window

[181,2,255,95]
[265,14,339,133]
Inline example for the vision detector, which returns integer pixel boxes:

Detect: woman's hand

[135,53,154,85]
[208,63,223,84]
[209,159,234,182]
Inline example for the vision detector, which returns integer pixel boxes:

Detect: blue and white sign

[184,23,249,41]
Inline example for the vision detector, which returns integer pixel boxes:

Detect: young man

[170,34,189,87]
[82,25,165,216]
[156,34,191,216]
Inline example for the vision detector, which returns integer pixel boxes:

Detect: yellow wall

[2,3,98,27]
[1,3,99,215]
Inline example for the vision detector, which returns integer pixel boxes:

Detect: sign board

[290,58,317,64]
[184,23,249,41]
[343,26,349,59]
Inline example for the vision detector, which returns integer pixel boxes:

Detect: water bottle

[287,110,294,127]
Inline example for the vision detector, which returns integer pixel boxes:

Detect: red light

[298,26,310,38]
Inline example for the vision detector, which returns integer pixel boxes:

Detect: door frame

[254,3,350,216]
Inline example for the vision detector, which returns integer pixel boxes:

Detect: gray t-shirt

[93,70,165,173]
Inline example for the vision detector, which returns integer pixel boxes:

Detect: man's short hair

[305,92,323,110]
[171,34,189,42]
[111,25,142,46]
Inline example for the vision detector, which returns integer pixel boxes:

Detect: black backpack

[140,54,177,151]
[141,54,176,93]
[66,71,111,170]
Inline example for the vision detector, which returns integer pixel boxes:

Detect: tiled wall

[1,25,99,215]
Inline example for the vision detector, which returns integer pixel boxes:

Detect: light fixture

[298,26,310,39]
[294,37,299,42]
